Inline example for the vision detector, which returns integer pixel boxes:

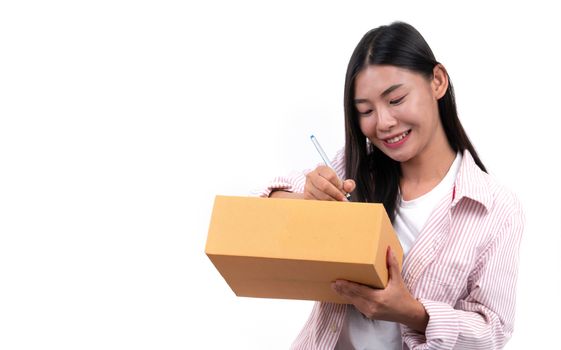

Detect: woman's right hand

[303,165,356,201]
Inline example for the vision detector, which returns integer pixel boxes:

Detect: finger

[315,169,347,201]
[386,247,402,283]
[305,170,332,200]
[305,177,339,201]
[332,280,378,317]
[343,179,356,194]
[307,183,332,201]
[332,280,372,301]
[316,166,343,188]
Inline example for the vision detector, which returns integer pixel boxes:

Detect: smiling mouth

[384,130,411,144]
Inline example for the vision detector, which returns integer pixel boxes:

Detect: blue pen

[310,135,352,201]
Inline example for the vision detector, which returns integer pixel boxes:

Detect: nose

[376,108,397,131]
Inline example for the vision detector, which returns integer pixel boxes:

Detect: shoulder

[452,153,525,252]
[481,171,523,216]
[455,151,524,225]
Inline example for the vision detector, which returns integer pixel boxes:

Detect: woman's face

[354,64,447,163]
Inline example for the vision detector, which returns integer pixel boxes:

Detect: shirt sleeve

[255,148,346,198]
[404,204,525,350]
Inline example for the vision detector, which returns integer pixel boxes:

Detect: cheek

[358,117,376,137]
[397,100,420,124]
[409,93,439,124]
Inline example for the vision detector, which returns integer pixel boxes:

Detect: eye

[357,109,373,116]
[389,95,406,105]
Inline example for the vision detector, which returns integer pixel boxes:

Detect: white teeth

[386,130,410,144]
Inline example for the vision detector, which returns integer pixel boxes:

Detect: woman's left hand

[331,247,429,332]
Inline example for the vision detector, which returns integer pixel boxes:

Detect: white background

[1,1,560,349]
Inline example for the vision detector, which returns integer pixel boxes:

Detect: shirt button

[330,323,338,333]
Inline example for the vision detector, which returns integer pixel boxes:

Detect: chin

[381,149,414,163]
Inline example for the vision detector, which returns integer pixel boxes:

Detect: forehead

[354,65,426,96]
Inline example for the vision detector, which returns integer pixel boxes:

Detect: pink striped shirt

[259,150,524,350]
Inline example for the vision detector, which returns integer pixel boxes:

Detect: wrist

[399,298,429,333]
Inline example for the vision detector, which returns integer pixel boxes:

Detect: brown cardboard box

[205,195,403,303]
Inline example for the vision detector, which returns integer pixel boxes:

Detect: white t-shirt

[335,153,462,350]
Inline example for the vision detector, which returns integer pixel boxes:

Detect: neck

[400,130,456,186]
[399,141,455,201]
[401,149,455,184]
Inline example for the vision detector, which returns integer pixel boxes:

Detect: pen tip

[310,135,315,139]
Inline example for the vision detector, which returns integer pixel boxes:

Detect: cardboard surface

[205,195,403,303]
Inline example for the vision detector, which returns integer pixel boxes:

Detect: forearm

[269,190,304,199]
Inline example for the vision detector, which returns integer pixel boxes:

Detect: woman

[260,22,524,349]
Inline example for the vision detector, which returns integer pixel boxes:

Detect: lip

[381,130,411,149]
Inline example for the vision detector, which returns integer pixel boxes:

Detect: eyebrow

[354,83,403,104]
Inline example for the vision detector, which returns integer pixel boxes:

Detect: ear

[431,64,449,100]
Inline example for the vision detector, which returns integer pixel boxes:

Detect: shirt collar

[451,150,493,211]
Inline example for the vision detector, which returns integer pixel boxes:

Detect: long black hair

[344,22,486,221]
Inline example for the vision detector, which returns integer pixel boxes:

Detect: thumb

[386,247,402,282]
[343,179,356,194]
